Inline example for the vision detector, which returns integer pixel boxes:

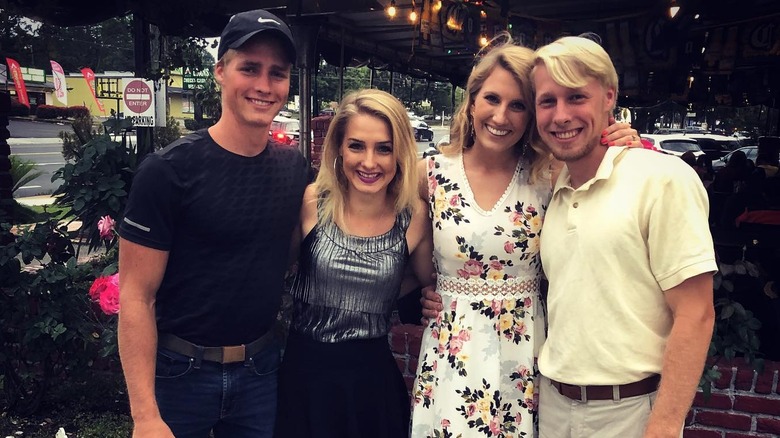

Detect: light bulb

[669,0,680,18]
[410,10,418,23]
[387,0,397,18]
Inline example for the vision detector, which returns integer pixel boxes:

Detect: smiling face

[470,66,531,154]
[339,113,397,198]
[215,37,291,132]
[533,63,615,163]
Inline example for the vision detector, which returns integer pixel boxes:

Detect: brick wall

[309,114,333,169]
[388,324,780,437]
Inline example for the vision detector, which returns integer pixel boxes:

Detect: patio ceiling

[4,0,779,107]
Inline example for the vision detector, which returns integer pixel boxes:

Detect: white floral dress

[411,153,551,438]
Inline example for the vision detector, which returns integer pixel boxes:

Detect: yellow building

[44,69,201,120]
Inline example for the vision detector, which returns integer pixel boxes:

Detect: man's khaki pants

[539,376,682,438]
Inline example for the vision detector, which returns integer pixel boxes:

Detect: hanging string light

[386,0,397,18]
[432,0,442,13]
[669,0,680,18]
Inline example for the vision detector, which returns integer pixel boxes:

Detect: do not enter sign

[123,80,152,114]
[122,78,156,127]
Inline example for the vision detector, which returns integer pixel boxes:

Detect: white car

[641,134,705,158]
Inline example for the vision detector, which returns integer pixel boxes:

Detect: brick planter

[389,325,780,437]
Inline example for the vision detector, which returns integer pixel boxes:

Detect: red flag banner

[80,67,105,113]
[5,57,29,107]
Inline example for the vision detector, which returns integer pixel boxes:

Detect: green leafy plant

[10,156,44,194]
[153,116,182,149]
[0,219,115,415]
[700,258,765,398]
[51,134,135,252]
[59,114,100,162]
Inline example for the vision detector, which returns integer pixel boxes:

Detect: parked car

[412,120,434,142]
[420,134,449,158]
[269,116,300,145]
[641,134,705,158]
[687,134,742,160]
[712,146,758,171]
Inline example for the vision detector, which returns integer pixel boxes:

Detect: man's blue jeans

[154,343,280,438]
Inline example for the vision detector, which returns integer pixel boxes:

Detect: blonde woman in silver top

[276,88,434,438]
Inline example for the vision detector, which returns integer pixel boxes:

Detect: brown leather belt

[549,374,660,402]
[158,327,279,364]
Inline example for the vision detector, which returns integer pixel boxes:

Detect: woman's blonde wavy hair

[315,89,420,227]
[443,33,553,183]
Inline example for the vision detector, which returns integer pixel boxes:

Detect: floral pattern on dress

[494,201,544,270]
[509,364,536,412]
[455,237,516,281]
[411,154,550,438]
[428,301,473,376]
[429,159,471,229]
[414,354,439,408]
[471,298,533,344]
[455,379,528,438]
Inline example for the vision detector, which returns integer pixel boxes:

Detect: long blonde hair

[315,89,419,226]
[444,35,552,183]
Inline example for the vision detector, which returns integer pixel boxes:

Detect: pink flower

[90,274,120,315]
[527,205,536,214]
[461,260,482,277]
[97,215,116,240]
[441,419,451,428]
[510,211,524,225]
[504,241,515,254]
[449,195,460,206]
[490,299,502,314]
[489,417,502,435]
[524,297,533,308]
[89,275,110,301]
[466,403,477,417]
[489,260,503,271]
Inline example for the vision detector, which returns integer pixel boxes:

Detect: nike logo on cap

[257,17,280,25]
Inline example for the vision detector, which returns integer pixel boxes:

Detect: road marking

[19,185,42,189]
[10,152,62,156]
[37,162,66,166]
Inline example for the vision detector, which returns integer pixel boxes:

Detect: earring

[333,156,341,174]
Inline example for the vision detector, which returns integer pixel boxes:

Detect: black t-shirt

[119,130,308,346]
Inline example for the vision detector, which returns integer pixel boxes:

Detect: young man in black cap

[118,9,308,438]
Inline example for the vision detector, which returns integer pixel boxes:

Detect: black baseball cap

[217,9,297,64]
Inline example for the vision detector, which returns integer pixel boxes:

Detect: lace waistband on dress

[436,275,541,298]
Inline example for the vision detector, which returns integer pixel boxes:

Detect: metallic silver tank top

[289,209,411,343]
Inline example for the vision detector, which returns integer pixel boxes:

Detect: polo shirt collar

[553,146,629,195]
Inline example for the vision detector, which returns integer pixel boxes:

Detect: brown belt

[549,374,660,402]
[158,327,279,364]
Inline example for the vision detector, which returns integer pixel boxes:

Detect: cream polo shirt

[538,146,717,386]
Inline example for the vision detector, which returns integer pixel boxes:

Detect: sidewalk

[16,195,57,206]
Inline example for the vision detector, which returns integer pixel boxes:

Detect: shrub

[35,104,58,119]
[0,219,114,415]
[55,106,69,119]
[154,116,182,149]
[67,105,90,119]
[10,97,29,116]
[184,117,215,131]
[52,134,135,252]
[59,115,99,161]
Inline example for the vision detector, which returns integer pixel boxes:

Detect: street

[7,118,451,199]
[8,119,70,198]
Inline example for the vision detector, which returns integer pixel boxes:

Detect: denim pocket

[250,346,281,376]
[155,348,194,379]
